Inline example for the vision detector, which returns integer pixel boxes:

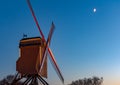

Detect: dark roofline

[21,36,41,41]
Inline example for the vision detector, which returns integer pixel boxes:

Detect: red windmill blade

[27,0,64,84]
[39,22,55,73]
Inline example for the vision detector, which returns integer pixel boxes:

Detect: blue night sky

[0,0,120,85]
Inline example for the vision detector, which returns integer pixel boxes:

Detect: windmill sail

[39,22,55,73]
[27,0,64,84]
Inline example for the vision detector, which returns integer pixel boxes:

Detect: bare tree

[0,74,23,85]
[0,75,14,85]
[69,77,103,85]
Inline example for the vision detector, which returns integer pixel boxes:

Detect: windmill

[12,0,64,85]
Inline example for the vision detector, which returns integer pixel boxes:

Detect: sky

[0,0,120,85]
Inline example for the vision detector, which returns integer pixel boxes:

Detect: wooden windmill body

[16,37,47,77]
